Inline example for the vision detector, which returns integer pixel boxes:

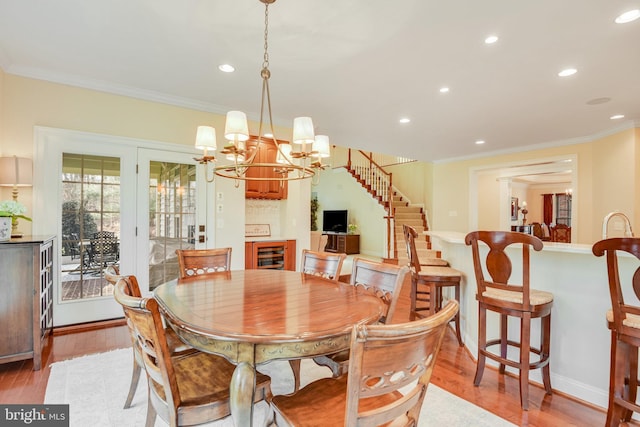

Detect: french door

[135,149,211,294]
[34,128,211,326]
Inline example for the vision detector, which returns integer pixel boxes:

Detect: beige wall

[431,128,637,244]
[2,72,637,247]
[0,73,298,242]
[0,68,4,156]
[525,183,571,225]
[312,167,387,257]
[386,161,434,217]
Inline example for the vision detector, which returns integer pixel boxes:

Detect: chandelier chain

[263,3,270,70]
[196,0,324,183]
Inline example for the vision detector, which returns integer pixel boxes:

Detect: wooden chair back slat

[403,224,422,273]
[350,257,409,324]
[272,301,458,427]
[176,248,232,278]
[345,301,459,426]
[300,249,346,281]
[593,238,640,336]
[114,279,181,414]
[465,231,543,308]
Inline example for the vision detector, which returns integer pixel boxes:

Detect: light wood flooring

[0,276,627,426]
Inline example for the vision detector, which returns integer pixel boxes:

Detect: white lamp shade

[224,111,250,142]
[276,143,293,164]
[312,135,331,158]
[0,156,33,187]
[292,117,315,144]
[195,126,217,150]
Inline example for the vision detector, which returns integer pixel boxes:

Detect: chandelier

[194,0,330,183]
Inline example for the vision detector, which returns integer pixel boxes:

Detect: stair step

[394,213,424,220]
[396,222,424,229]
[394,206,422,214]
[399,246,438,256]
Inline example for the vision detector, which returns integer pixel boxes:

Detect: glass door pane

[148,161,197,289]
[60,154,121,301]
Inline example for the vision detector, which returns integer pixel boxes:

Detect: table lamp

[0,156,33,237]
[521,201,528,225]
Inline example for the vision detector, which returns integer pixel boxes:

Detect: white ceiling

[0,0,639,163]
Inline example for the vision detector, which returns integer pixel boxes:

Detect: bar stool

[404,224,463,346]
[465,230,553,410]
[592,237,640,426]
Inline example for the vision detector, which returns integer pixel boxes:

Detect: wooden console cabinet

[0,236,55,370]
[324,234,359,255]
[245,240,296,271]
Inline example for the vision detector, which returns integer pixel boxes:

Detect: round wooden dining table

[153,269,384,427]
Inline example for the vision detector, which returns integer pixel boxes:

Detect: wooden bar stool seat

[465,230,552,410]
[593,237,640,426]
[403,225,463,346]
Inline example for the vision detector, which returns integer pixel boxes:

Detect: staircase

[391,193,440,267]
[344,149,441,265]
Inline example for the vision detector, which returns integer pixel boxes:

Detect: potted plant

[310,196,319,231]
[0,200,32,241]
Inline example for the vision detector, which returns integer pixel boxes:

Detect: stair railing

[347,149,395,260]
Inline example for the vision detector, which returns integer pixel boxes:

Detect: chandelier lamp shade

[193,0,330,183]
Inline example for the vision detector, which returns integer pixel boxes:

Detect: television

[322,210,348,233]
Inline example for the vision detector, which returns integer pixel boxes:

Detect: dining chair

[403,224,463,346]
[105,271,195,409]
[299,249,346,280]
[592,237,640,426]
[113,278,272,427]
[271,300,459,427]
[175,247,232,278]
[465,230,553,410]
[551,223,571,243]
[313,258,410,378]
[531,222,548,241]
[289,249,347,391]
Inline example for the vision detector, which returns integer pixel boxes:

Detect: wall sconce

[0,156,33,237]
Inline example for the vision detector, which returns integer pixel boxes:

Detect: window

[555,194,572,226]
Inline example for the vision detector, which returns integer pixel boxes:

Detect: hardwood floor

[0,278,622,426]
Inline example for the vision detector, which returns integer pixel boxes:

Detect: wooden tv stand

[324,233,359,255]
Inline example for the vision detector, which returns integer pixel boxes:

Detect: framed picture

[245,224,271,237]
[510,197,519,220]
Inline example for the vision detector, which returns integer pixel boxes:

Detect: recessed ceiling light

[484,35,499,44]
[615,9,640,24]
[399,118,410,124]
[558,68,577,77]
[610,114,625,120]
[218,64,235,73]
[475,140,485,145]
[439,87,450,93]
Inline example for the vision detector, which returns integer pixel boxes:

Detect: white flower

[0,200,31,220]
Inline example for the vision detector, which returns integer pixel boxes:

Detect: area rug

[45,348,514,426]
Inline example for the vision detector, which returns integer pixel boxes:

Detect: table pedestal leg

[230,361,256,426]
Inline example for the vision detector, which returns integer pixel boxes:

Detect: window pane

[60,154,121,301]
